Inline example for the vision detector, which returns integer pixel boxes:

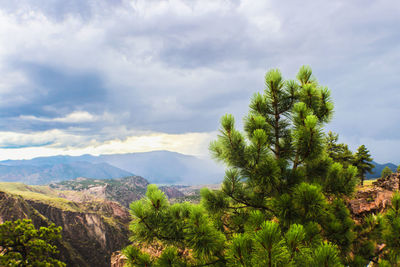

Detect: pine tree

[353,145,375,185]
[326,131,354,167]
[125,66,361,266]
[381,166,393,179]
[0,219,65,266]
[380,193,400,266]
[352,213,384,266]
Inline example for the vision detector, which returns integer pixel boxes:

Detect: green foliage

[325,132,354,167]
[353,145,375,185]
[227,233,253,266]
[348,193,400,266]
[123,246,152,267]
[312,242,343,267]
[0,219,65,267]
[0,182,83,212]
[124,66,367,266]
[381,166,393,179]
[323,199,355,256]
[351,213,384,266]
[127,185,225,265]
[253,221,289,266]
[381,193,400,266]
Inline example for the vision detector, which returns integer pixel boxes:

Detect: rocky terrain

[0,183,130,267]
[50,176,186,208]
[348,172,400,220]
[0,177,221,266]
[3,171,397,267]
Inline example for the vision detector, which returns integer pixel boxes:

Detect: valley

[0,174,209,266]
[0,182,130,267]
[0,151,224,185]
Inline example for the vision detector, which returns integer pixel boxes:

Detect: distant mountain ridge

[367,161,398,179]
[0,151,224,185]
[0,161,132,185]
[97,151,224,184]
[0,151,396,184]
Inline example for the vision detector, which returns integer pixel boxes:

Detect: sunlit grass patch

[0,182,81,212]
[358,179,378,190]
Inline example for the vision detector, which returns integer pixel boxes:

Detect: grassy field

[357,178,378,190]
[0,182,84,212]
[363,179,377,186]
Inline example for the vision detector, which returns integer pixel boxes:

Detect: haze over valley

[0,150,224,185]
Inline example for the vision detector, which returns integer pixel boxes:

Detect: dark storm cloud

[0,60,113,136]
[20,63,106,111]
[0,0,399,162]
[0,62,108,128]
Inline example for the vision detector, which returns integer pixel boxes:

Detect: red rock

[348,173,400,219]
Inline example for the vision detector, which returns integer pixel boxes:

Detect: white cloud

[0,129,83,148]
[74,131,216,158]
[0,0,398,162]
[19,111,102,123]
[0,129,216,160]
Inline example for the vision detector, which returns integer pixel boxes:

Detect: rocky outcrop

[373,172,400,191]
[0,191,130,267]
[111,251,127,267]
[348,173,400,219]
[51,176,188,208]
[348,188,393,219]
[51,176,149,208]
[159,186,185,199]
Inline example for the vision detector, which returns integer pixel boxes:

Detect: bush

[0,219,65,266]
[381,166,393,179]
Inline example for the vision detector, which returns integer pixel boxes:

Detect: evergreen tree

[352,213,384,266]
[0,219,65,266]
[381,166,393,179]
[353,145,375,186]
[379,193,400,266]
[325,131,354,167]
[125,66,361,266]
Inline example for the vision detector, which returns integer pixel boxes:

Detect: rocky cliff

[348,172,400,220]
[0,184,130,267]
[51,176,186,208]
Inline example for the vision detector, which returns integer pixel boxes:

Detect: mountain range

[0,150,396,185]
[0,150,224,185]
[367,161,398,179]
[0,161,132,185]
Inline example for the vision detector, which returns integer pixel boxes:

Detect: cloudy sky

[0,0,398,163]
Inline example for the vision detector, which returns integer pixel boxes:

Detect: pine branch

[227,192,273,212]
